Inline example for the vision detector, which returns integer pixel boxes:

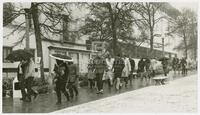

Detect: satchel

[14,82,21,90]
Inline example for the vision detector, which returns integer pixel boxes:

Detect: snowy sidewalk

[53,74,197,113]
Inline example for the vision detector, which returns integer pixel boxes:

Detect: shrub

[2,77,14,97]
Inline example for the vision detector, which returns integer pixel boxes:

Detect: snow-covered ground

[53,74,197,113]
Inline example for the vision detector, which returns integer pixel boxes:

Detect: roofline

[42,38,89,47]
[48,46,97,53]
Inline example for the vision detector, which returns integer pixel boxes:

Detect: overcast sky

[170,2,198,13]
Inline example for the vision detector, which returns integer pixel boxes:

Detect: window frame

[3,46,13,63]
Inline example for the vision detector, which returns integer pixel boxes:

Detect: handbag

[14,82,21,90]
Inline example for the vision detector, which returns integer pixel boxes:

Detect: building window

[93,42,104,52]
[3,47,12,63]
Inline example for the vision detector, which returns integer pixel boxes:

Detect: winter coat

[129,58,135,72]
[145,58,151,70]
[68,64,78,83]
[24,59,35,79]
[150,59,157,70]
[106,58,114,70]
[87,63,95,79]
[103,58,114,80]
[162,59,168,68]
[93,56,106,74]
[122,57,131,77]
[53,62,68,82]
[137,60,145,73]
[113,57,125,74]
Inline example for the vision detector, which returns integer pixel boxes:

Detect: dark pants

[88,79,95,89]
[152,70,155,77]
[96,73,104,91]
[55,81,70,103]
[18,74,26,100]
[68,82,78,98]
[123,77,128,85]
[107,79,112,87]
[128,74,133,84]
[25,77,37,101]
[163,67,168,76]
[182,66,187,75]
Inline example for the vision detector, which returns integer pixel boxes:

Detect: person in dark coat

[129,58,135,73]
[144,58,151,78]
[129,57,135,82]
[180,57,187,75]
[172,57,177,74]
[137,58,145,78]
[67,62,79,99]
[53,59,70,104]
[17,60,27,101]
[161,59,169,76]
[113,54,125,90]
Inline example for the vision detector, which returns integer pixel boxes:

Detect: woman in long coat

[122,55,131,87]
[87,59,95,89]
[105,54,114,87]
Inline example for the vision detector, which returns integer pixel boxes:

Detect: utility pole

[162,37,164,57]
[161,18,165,57]
[31,3,45,83]
[24,8,31,49]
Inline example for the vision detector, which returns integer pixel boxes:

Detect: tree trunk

[31,3,45,83]
[149,28,154,57]
[183,33,188,59]
[192,23,197,60]
[107,3,118,56]
[112,21,117,56]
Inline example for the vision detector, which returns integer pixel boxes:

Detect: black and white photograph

[1,0,199,113]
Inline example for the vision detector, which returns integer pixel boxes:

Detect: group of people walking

[87,53,197,94]
[17,58,79,104]
[87,53,137,94]
[17,52,196,104]
[172,57,194,75]
[53,60,79,104]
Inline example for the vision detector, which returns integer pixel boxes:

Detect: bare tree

[82,3,140,56]
[3,2,75,83]
[173,8,197,59]
[173,9,197,58]
[132,2,164,57]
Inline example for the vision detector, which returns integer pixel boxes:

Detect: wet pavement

[2,71,197,113]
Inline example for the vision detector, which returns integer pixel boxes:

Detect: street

[54,72,197,113]
[2,71,197,113]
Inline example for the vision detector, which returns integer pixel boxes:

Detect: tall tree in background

[173,8,197,59]
[82,3,138,56]
[132,2,164,57]
[31,3,45,83]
